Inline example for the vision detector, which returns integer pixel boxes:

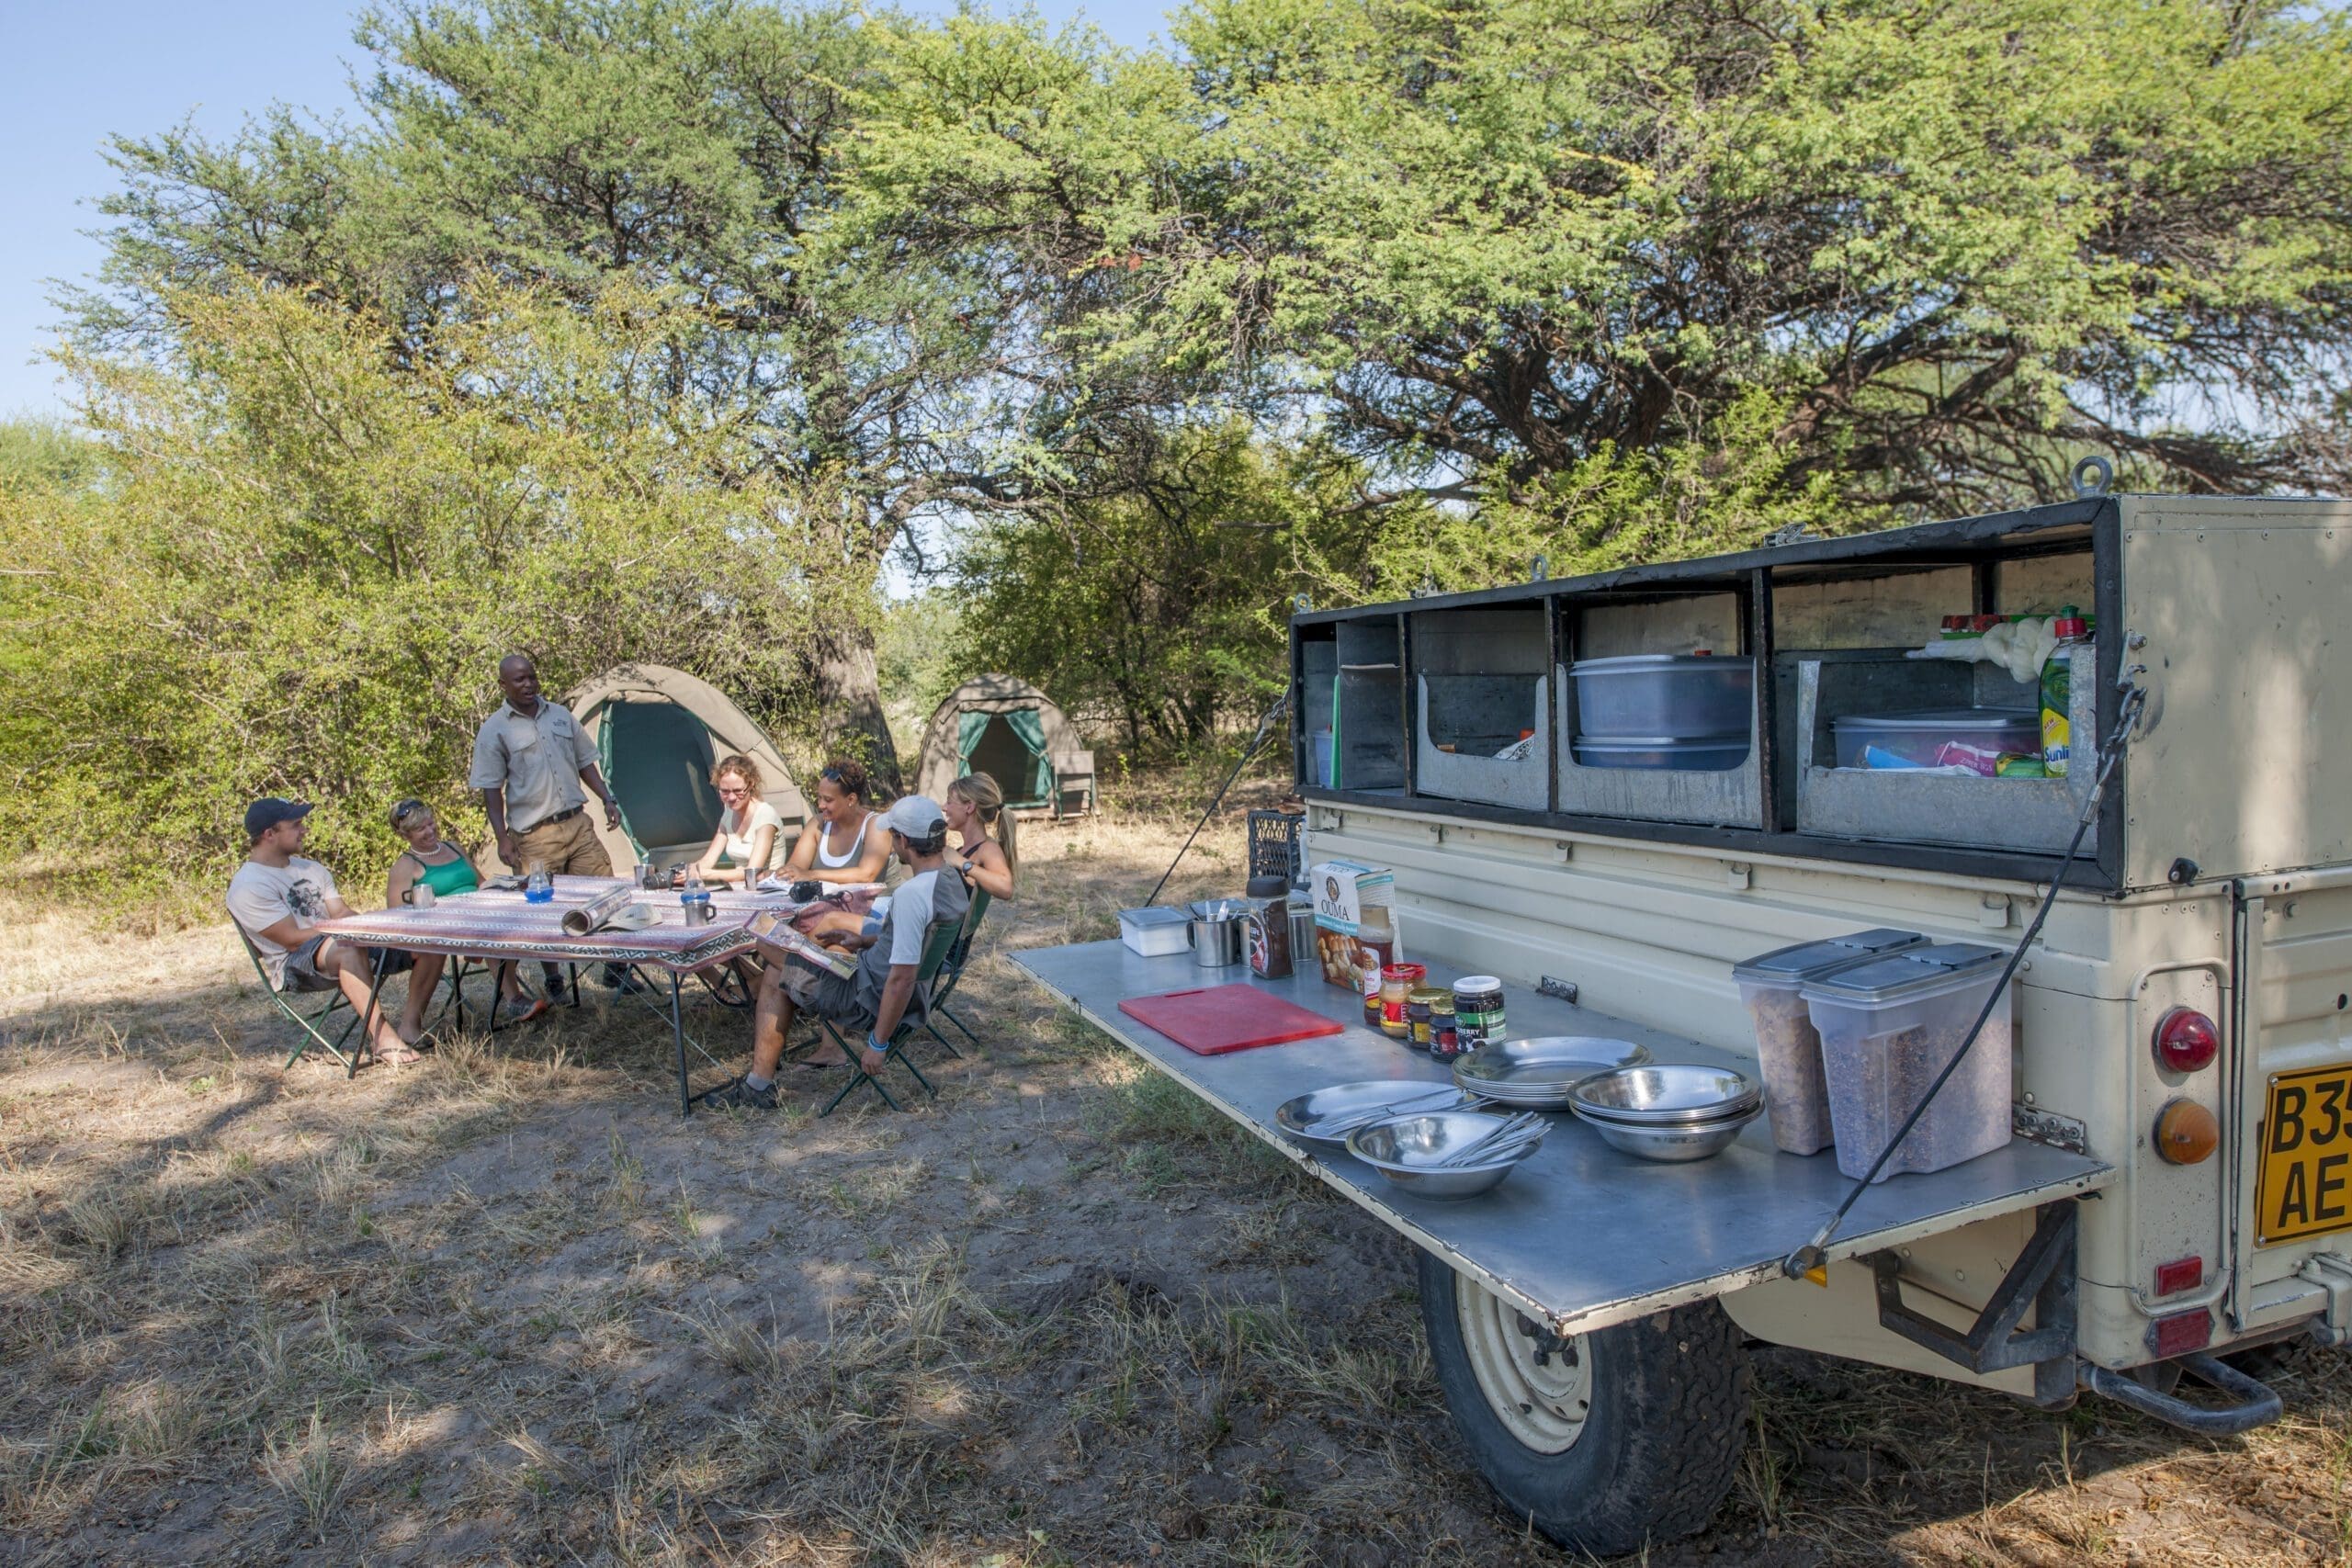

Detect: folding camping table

[315,874,802,1116]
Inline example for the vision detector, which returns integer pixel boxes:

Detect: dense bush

[1,279,821,894]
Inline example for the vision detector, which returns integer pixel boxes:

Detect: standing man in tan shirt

[469,653,639,995]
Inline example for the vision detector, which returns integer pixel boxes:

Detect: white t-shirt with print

[722,800,786,873]
[227,856,341,989]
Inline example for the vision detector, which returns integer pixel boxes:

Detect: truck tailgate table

[1013,940,2114,1337]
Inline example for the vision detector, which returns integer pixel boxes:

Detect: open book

[746,910,859,978]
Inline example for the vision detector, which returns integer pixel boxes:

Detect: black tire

[1418,1247,1751,1555]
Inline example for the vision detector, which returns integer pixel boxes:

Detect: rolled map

[560,885,639,938]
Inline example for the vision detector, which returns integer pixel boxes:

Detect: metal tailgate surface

[1013,940,2114,1337]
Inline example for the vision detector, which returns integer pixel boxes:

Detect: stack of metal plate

[1566,1065,1764,1162]
[1452,1036,1652,1109]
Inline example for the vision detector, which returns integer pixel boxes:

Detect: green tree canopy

[2,276,820,889]
[1090,0,2352,523]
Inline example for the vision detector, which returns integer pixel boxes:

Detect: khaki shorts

[514,809,612,877]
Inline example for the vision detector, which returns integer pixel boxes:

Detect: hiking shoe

[600,964,649,995]
[706,1076,778,1111]
[497,996,552,1026]
[543,970,573,1004]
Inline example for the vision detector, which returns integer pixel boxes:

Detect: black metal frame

[1292,496,2130,892]
[1869,1201,2079,1407]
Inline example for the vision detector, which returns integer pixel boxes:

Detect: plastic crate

[1248,809,1306,886]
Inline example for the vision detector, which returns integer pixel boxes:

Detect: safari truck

[1012,485,2352,1554]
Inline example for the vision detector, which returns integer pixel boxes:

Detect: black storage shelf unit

[1290,497,2125,890]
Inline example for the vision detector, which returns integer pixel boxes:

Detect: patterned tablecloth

[314,875,842,974]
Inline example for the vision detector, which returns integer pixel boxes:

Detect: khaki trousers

[514,810,613,877]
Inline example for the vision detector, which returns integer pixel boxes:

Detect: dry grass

[0,773,2346,1563]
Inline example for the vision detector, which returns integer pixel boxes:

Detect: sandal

[372,1043,427,1068]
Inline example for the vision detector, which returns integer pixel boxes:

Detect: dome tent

[913,674,1094,816]
[564,663,812,873]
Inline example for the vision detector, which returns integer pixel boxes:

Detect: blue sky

[0,1,1178,423]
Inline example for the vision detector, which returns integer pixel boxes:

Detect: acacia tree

[73,0,1100,778]
[1108,0,2352,530]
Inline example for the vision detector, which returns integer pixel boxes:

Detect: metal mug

[1186,898,1250,967]
[403,882,436,908]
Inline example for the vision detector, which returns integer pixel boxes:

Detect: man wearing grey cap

[225,798,428,1066]
[714,795,970,1110]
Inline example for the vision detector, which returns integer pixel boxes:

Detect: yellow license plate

[2259,1064,2352,1246]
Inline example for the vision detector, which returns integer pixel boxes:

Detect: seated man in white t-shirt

[226,798,429,1067]
[713,795,970,1111]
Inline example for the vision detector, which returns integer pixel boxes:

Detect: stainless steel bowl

[1344,1110,1544,1200]
[1570,1100,1760,1162]
[1566,1065,1760,1125]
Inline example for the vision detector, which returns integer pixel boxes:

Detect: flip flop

[373,1043,427,1068]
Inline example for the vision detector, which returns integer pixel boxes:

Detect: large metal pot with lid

[1187,898,1252,967]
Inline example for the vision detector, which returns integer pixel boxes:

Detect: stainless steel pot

[1186,898,1251,967]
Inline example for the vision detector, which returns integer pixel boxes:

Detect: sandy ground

[1,788,2347,1566]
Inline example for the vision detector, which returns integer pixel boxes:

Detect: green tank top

[407,849,481,898]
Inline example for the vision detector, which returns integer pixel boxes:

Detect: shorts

[281,935,339,994]
[280,936,413,994]
[780,962,875,1034]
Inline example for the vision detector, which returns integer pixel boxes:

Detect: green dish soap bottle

[2041,606,2090,777]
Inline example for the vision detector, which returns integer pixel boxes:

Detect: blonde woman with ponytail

[944,773,1018,901]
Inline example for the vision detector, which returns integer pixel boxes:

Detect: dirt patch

[0,784,2345,1565]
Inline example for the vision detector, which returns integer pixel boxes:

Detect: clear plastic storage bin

[1828,707,2039,771]
[1119,906,1193,957]
[1800,942,2014,1181]
[1731,928,1927,1156]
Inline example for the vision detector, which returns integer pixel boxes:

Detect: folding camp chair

[813,914,965,1117]
[920,888,991,1058]
[1051,750,1096,819]
[240,929,367,1073]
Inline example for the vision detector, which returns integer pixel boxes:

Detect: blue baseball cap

[244,797,313,840]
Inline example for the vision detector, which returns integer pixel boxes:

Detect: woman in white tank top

[781,757,894,887]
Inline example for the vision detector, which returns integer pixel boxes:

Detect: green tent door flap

[604,698,723,854]
[960,709,1055,808]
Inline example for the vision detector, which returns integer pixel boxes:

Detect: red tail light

[2154,1008,2220,1073]
[2151,1307,2213,1358]
[2154,1257,2203,1296]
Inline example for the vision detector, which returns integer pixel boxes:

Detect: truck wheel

[1418,1248,1751,1555]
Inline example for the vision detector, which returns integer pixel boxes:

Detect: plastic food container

[1570,735,1750,772]
[1801,942,2015,1181]
[1732,928,1928,1155]
[1311,730,1335,787]
[1570,654,1754,739]
[1829,707,2039,771]
[1118,905,1192,957]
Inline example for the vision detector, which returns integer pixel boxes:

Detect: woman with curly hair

[678,754,786,887]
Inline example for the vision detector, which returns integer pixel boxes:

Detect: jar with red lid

[1379,962,1427,1039]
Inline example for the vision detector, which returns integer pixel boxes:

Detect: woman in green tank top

[386,799,547,1026]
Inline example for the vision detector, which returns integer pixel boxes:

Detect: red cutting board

[1118,984,1345,1055]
